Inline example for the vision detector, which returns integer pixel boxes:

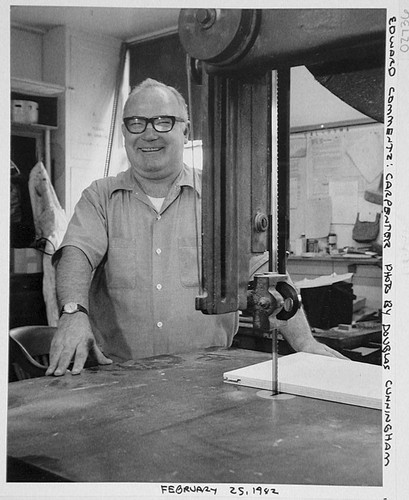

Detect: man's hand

[297,337,349,360]
[46,313,112,376]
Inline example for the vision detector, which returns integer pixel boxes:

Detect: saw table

[7,348,381,485]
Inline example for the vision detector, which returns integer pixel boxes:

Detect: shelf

[11,122,58,132]
[288,255,382,267]
[11,77,64,129]
[10,78,63,175]
[11,77,65,97]
[11,93,59,128]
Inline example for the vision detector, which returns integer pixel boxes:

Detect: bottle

[300,233,307,253]
[295,233,307,255]
[328,226,337,254]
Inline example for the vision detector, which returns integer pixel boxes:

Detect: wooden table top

[7,348,382,485]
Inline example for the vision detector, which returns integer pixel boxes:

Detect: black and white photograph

[2,0,409,498]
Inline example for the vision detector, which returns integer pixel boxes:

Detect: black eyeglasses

[123,115,185,134]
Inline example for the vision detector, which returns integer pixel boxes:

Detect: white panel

[224,352,381,409]
[65,32,122,216]
[290,66,370,130]
[68,35,118,162]
[10,28,42,81]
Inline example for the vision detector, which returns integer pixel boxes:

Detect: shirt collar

[174,164,202,196]
[108,164,201,198]
[107,168,135,198]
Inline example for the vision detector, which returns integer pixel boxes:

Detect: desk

[8,348,382,485]
[288,254,382,271]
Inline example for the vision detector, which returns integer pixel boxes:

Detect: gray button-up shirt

[57,164,238,361]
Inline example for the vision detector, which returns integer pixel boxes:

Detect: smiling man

[122,83,189,191]
[46,79,240,375]
[46,78,344,376]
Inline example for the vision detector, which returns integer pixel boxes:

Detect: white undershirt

[147,195,165,212]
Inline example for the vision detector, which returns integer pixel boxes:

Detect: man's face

[122,87,189,181]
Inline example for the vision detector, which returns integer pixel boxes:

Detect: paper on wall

[290,135,307,158]
[304,196,332,238]
[308,133,344,198]
[346,131,383,183]
[329,180,358,224]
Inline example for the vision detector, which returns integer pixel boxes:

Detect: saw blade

[270,69,279,395]
[270,69,279,275]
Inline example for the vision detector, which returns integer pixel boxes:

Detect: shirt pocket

[178,237,201,288]
[105,237,137,289]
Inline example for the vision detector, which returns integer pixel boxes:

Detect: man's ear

[183,121,191,144]
[121,123,127,137]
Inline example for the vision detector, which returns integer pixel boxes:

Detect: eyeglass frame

[123,115,186,134]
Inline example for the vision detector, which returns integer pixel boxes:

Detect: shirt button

[156,215,161,220]
[156,248,162,255]
[156,284,162,290]
[157,321,163,328]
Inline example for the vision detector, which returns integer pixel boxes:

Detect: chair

[9,325,101,381]
[9,325,56,381]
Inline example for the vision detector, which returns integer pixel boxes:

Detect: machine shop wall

[10,27,43,81]
[11,25,126,218]
[42,26,126,217]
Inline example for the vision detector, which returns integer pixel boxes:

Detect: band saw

[178,8,386,394]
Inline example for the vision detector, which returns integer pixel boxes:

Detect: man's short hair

[125,78,189,121]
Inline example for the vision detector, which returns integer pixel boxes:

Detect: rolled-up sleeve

[53,181,109,270]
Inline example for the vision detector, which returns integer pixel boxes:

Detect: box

[301,281,354,329]
[11,100,39,124]
[11,248,43,274]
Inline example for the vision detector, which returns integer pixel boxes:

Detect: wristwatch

[59,302,89,318]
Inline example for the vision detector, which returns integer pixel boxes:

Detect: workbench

[7,348,382,485]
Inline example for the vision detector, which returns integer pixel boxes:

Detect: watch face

[60,302,88,319]
[64,302,78,314]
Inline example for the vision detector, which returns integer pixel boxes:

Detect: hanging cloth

[10,160,22,224]
[28,161,68,326]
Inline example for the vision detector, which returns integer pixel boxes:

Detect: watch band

[59,302,89,318]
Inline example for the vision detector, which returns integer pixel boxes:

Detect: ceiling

[10,5,181,42]
[9,4,372,129]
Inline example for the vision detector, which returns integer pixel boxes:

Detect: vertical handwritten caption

[382,14,397,469]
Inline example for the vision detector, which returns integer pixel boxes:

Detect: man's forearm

[276,307,316,351]
[56,246,93,309]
